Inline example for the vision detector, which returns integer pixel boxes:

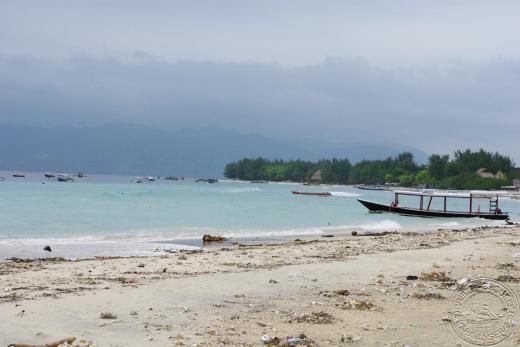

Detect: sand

[1,226,520,346]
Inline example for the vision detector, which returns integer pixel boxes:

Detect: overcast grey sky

[1,1,519,161]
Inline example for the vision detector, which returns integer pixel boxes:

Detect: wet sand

[1,226,520,346]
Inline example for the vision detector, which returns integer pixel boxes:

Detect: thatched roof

[311,170,322,181]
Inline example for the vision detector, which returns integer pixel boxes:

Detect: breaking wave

[227,187,262,193]
[330,191,361,198]
[359,219,402,231]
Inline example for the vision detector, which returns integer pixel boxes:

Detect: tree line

[223,149,518,189]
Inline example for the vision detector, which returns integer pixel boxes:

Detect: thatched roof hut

[310,170,322,184]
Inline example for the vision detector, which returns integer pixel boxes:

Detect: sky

[1,1,519,162]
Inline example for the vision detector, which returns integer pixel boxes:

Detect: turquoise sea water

[1,171,519,258]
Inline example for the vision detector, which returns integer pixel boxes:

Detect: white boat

[56,174,74,182]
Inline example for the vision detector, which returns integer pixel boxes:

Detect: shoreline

[0,222,514,261]
[1,225,520,345]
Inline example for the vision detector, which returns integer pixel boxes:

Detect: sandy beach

[1,226,520,346]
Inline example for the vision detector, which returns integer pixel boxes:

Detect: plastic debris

[406,275,418,280]
[457,277,470,285]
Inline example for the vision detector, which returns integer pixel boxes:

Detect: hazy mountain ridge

[0,124,428,177]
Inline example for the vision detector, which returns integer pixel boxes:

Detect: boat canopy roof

[393,190,507,199]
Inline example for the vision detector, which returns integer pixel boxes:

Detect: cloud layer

[1,54,519,161]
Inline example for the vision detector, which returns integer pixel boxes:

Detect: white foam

[330,191,361,198]
[431,222,461,227]
[360,219,402,231]
[227,187,262,193]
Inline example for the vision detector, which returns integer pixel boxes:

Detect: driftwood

[202,234,227,242]
[8,336,75,347]
[357,231,398,237]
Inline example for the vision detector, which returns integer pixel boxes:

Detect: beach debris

[287,334,312,345]
[129,311,138,316]
[321,234,334,238]
[496,262,516,270]
[261,334,312,346]
[406,275,418,281]
[410,323,417,328]
[496,275,520,283]
[8,336,76,347]
[319,289,350,297]
[43,245,52,252]
[137,263,145,268]
[358,231,398,237]
[457,277,470,285]
[351,231,358,236]
[412,289,446,300]
[420,271,454,282]
[99,312,117,319]
[290,311,335,324]
[513,253,520,259]
[337,299,378,311]
[202,234,227,243]
[269,279,279,284]
[261,335,280,345]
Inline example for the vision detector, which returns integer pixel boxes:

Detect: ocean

[1,171,518,259]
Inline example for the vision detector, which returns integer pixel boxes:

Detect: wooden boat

[291,191,332,196]
[358,190,509,220]
[12,171,25,178]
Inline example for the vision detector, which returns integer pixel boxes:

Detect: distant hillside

[0,124,428,177]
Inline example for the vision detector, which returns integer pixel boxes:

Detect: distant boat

[76,172,86,178]
[250,180,268,184]
[358,190,509,220]
[56,174,74,182]
[195,178,219,183]
[291,191,332,196]
[44,173,55,178]
[355,184,387,191]
[12,171,25,178]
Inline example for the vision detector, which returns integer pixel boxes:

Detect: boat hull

[357,199,509,220]
[291,191,332,196]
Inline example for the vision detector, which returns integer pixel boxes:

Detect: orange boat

[291,191,332,196]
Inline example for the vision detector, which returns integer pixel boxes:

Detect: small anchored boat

[358,190,509,220]
[291,191,332,196]
[56,174,74,182]
[12,171,25,178]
